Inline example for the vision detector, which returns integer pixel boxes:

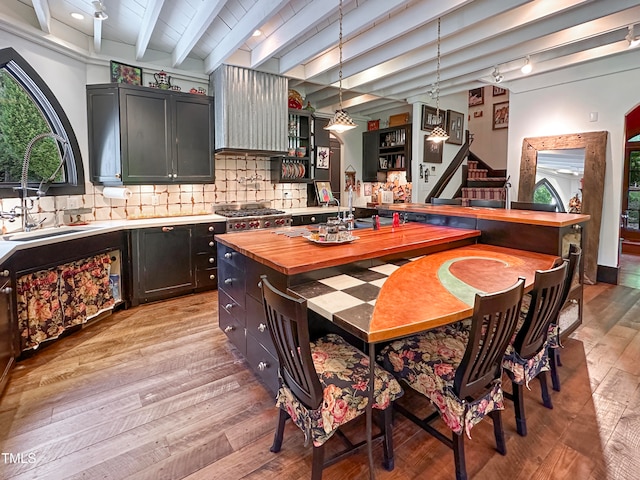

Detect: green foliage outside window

[533,185,553,204]
[0,70,64,184]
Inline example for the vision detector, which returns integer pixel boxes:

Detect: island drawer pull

[208,226,215,232]
[224,252,233,259]
[0,270,9,277]
[258,323,267,333]
[224,325,234,333]
[1,287,12,294]
[257,361,269,371]
[310,216,316,222]
[224,278,233,285]
[225,303,234,310]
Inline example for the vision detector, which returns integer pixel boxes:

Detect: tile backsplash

[0,154,307,234]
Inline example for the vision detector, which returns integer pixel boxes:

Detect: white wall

[508,67,640,270]
[468,86,509,169]
[411,92,468,203]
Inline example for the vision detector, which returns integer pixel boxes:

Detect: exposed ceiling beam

[250,0,339,68]
[204,0,290,74]
[171,0,227,67]
[136,0,165,61]
[31,0,51,34]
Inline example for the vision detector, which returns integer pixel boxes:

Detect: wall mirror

[535,148,585,212]
[518,131,607,284]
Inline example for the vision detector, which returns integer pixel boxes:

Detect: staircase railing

[425,130,472,203]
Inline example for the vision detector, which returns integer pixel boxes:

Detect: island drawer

[246,334,279,394]
[219,291,246,355]
[218,244,245,270]
[245,258,287,302]
[219,289,245,327]
[246,295,276,357]
[217,261,245,308]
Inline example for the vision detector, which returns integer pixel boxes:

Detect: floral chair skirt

[377,319,504,439]
[275,333,404,447]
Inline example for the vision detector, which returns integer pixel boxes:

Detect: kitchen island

[214,222,481,392]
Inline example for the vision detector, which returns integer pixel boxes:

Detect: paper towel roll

[103,187,132,200]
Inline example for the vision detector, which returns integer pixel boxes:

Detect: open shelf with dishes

[272,108,314,183]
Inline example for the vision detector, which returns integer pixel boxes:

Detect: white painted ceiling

[6,0,640,117]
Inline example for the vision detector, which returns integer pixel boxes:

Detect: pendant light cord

[435,17,441,118]
[338,0,344,109]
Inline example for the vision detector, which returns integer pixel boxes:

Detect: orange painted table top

[288,244,559,343]
[215,222,480,275]
[382,203,590,227]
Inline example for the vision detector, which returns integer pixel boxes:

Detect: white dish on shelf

[303,235,359,245]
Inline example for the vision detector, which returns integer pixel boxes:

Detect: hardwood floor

[1,283,639,479]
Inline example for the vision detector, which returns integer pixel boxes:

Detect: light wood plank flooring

[1,283,639,479]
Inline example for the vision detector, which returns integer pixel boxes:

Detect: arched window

[0,47,84,198]
[533,178,566,213]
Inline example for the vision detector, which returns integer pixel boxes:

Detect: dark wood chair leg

[550,347,562,392]
[452,432,468,480]
[311,444,325,480]
[270,408,288,453]
[511,381,527,437]
[381,406,394,471]
[538,371,553,409]
[489,410,507,455]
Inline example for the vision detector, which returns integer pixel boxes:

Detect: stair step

[468,178,507,187]
[462,187,505,201]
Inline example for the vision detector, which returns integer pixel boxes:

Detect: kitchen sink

[3,226,98,242]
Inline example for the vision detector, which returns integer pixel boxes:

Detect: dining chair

[510,201,558,212]
[378,277,525,480]
[468,199,505,208]
[502,261,568,436]
[548,244,582,392]
[260,276,403,480]
[431,197,463,205]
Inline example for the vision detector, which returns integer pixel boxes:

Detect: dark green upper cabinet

[87,83,214,185]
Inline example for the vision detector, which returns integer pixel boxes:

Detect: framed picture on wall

[468,87,484,106]
[421,105,444,132]
[423,135,443,163]
[493,101,509,129]
[110,60,142,85]
[493,86,507,96]
[446,110,464,145]
[314,181,334,205]
[316,146,330,169]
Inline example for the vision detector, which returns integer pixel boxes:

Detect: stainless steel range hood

[212,65,288,155]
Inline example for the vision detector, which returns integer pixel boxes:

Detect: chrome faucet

[344,186,355,230]
[13,132,69,232]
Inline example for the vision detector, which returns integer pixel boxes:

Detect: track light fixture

[521,56,532,75]
[492,67,504,83]
[92,1,108,21]
[626,25,640,48]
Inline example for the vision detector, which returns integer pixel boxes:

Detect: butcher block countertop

[215,222,481,275]
[381,203,590,227]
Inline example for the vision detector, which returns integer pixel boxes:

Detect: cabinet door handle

[162,226,174,232]
[258,323,267,333]
[209,274,216,280]
[257,361,269,371]
[209,241,215,247]
[224,325,234,333]
[225,303,234,310]
[224,278,233,285]
[209,257,215,264]
[224,252,233,259]
[1,287,12,294]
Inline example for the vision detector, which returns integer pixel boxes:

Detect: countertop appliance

[215,203,292,232]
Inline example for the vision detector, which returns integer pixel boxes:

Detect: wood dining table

[287,243,560,479]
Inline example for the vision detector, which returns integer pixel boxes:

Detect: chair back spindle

[513,262,568,359]
[261,276,324,410]
[455,277,525,400]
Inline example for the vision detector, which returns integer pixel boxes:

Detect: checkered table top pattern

[288,256,424,339]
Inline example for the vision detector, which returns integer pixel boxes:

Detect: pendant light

[324,0,357,133]
[428,17,449,143]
